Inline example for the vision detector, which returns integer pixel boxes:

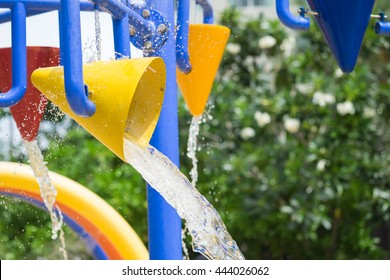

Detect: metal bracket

[130,9,170,53]
[374,12,390,35]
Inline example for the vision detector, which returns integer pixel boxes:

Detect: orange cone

[177,24,230,116]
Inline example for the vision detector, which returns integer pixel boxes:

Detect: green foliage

[179,9,390,259]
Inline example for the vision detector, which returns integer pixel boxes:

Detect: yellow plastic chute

[177,24,230,116]
[31,58,166,161]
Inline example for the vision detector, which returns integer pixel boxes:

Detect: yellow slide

[0,161,148,260]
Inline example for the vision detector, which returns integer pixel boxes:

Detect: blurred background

[1,0,390,259]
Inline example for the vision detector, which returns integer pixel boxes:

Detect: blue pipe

[0,0,96,10]
[376,21,390,35]
[0,9,45,24]
[60,0,96,117]
[195,0,213,24]
[176,0,192,73]
[276,0,310,30]
[146,0,182,260]
[0,2,27,108]
[112,16,131,59]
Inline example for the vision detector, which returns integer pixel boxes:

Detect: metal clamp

[374,13,390,35]
[276,0,310,31]
[130,9,170,53]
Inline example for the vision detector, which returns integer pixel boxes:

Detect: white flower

[254,111,271,127]
[337,101,355,116]
[280,36,296,57]
[278,130,287,144]
[284,117,300,133]
[258,35,276,49]
[335,68,344,78]
[296,82,314,95]
[312,91,335,107]
[240,127,256,140]
[226,43,241,55]
[363,107,376,118]
[316,159,327,171]
[243,56,255,72]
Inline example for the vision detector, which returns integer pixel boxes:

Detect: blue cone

[307,0,376,73]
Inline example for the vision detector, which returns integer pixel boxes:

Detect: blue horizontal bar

[0,0,154,35]
[0,0,95,10]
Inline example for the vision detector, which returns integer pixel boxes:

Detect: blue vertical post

[112,16,131,58]
[146,0,182,260]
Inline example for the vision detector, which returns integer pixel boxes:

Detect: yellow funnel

[176,24,230,116]
[31,58,166,161]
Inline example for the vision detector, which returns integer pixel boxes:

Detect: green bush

[178,9,390,259]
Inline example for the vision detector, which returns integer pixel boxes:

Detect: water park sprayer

[0,0,230,259]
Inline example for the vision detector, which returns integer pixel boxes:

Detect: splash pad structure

[0,0,230,260]
[276,0,390,73]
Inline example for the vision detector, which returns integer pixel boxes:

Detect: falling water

[94,9,102,61]
[23,140,68,260]
[124,138,244,260]
[187,116,201,186]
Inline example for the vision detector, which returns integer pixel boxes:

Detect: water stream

[187,116,201,186]
[94,9,102,61]
[124,138,244,260]
[23,140,68,260]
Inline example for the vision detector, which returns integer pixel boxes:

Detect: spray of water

[23,140,68,260]
[124,138,244,260]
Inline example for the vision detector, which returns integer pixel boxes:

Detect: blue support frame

[146,0,183,260]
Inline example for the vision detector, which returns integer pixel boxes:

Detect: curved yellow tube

[0,161,148,260]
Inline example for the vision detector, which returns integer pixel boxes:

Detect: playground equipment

[0,161,148,260]
[32,58,166,161]
[0,0,230,259]
[276,0,389,73]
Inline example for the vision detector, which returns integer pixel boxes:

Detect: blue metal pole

[0,2,27,108]
[146,0,182,260]
[59,0,96,117]
[112,2,131,60]
[176,0,192,73]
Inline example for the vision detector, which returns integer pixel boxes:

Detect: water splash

[187,116,201,186]
[124,138,244,260]
[23,140,68,260]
